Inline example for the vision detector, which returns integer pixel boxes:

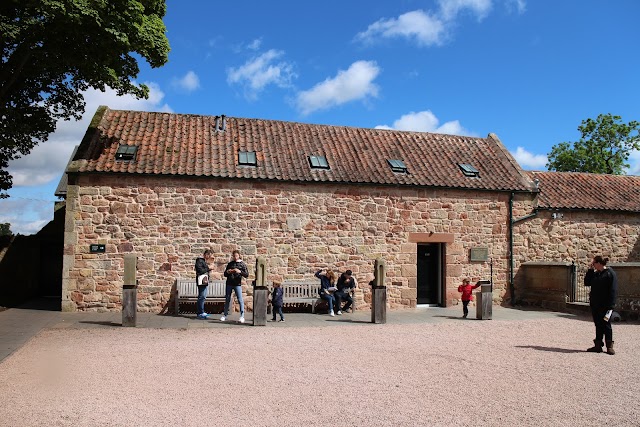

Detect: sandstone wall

[62,175,514,312]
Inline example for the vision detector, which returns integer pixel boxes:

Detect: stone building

[57,106,639,313]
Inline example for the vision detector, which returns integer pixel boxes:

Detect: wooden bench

[174,279,231,315]
[280,280,323,313]
[269,280,356,314]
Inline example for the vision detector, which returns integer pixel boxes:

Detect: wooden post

[476,284,492,320]
[371,258,387,324]
[253,257,268,326]
[122,254,137,327]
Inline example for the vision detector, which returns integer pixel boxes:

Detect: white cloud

[295,61,380,115]
[0,197,51,235]
[375,110,471,136]
[512,146,547,170]
[627,150,640,176]
[172,71,201,93]
[355,1,524,46]
[247,38,262,51]
[505,0,527,14]
[438,0,493,21]
[354,10,446,47]
[226,49,296,100]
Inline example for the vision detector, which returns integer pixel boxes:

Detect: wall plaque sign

[90,244,106,253]
[470,247,488,262]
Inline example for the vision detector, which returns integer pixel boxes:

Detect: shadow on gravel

[432,315,474,320]
[330,319,370,324]
[516,345,584,354]
[78,321,121,327]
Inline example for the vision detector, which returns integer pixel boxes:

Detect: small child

[457,278,481,318]
[271,282,285,322]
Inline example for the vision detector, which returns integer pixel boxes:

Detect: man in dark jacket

[270,282,284,322]
[584,255,618,355]
[194,249,213,319]
[335,270,357,314]
[221,249,249,323]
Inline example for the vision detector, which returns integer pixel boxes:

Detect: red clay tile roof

[69,106,536,192]
[528,171,640,213]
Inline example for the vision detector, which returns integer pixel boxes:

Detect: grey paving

[0,298,586,363]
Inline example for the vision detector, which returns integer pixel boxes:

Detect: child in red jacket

[458,278,481,318]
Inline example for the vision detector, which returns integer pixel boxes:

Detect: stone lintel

[408,232,454,243]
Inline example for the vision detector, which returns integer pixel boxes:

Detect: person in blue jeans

[221,249,249,323]
[315,269,337,316]
[194,249,213,319]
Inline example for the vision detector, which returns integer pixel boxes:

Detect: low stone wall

[610,263,640,319]
[517,261,640,319]
[516,262,571,311]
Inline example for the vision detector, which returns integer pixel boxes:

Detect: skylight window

[238,150,257,166]
[458,163,480,177]
[308,155,330,169]
[115,145,138,161]
[387,159,407,173]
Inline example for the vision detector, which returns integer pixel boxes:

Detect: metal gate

[570,262,590,303]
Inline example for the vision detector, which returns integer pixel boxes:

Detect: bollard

[252,257,268,326]
[122,254,138,327]
[475,282,492,320]
[371,258,387,324]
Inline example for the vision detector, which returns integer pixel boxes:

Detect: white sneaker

[337,310,342,315]
[220,316,226,322]
[329,310,335,317]
[239,316,245,324]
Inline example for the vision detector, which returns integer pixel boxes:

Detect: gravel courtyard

[0,312,638,426]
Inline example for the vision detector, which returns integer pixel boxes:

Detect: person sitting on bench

[315,269,337,316]
[335,270,356,314]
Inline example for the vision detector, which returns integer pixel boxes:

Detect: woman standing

[583,256,618,355]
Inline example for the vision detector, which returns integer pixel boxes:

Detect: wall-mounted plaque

[470,247,488,262]
[90,244,106,253]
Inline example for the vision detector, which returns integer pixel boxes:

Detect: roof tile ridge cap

[67,105,111,172]
[487,132,537,191]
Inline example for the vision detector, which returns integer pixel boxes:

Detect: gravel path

[0,316,638,426]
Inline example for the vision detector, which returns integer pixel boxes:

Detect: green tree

[0,0,170,198]
[546,114,640,174]
[0,223,11,236]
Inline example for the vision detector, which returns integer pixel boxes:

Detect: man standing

[194,249,213,319]
[221,249,248,323]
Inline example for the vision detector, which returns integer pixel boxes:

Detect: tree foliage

[0,0,170,197]
[0,222,11,236]
[546,114,640,175]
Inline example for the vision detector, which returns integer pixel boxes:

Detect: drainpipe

[509,192,539,306]
[509,193,515,305]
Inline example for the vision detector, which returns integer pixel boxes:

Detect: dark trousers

[590,305,613,342]
[462,300,470,316]
[335,291,353,311]
[272,304,284,320]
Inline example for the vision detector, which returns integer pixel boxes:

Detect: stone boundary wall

[610,263,640,318]
[516,262,572,311]
[62,175,515,312]
[517,261,640,318]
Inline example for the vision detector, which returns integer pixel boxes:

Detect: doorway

[417,243,444,306]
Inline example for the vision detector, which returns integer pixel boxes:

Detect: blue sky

[2,0,640,235]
